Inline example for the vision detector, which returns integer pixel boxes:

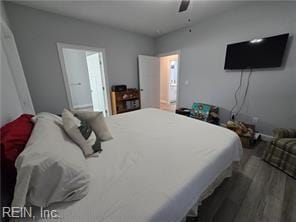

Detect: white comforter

[25,108,243,222]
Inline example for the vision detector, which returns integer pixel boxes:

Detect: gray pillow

[72,110,113,141]
[62,109,101,157]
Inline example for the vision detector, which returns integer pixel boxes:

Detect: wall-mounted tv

[224,33,289,70]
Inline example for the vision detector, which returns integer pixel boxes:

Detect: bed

[16,108,242,222]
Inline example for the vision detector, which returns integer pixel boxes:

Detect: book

[191,102,211,121]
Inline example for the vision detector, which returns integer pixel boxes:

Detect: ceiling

[8,0,247,37]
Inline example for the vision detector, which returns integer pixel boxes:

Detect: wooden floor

[160,102,176,112]
[188,141,296,222]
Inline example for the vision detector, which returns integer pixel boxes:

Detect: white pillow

[62,109,102,157]
[72,110,113,141]
[31,112,63,126]
[12,117,90,208]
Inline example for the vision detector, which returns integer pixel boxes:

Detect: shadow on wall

[281,35,293,68]
[219,107,277,135]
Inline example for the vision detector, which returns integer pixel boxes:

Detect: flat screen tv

[224,33,289,70]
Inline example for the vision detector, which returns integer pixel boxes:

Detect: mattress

[17,108,243,222]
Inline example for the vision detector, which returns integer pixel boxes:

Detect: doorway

[159,54,179,112]
[138,52,180,111]
[57,43,110,116]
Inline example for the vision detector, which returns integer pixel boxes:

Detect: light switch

[185,80,189,85]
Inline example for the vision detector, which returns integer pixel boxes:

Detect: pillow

[31,112,63,126]
[1,114,34,208]
[62,109,102,157]
[12,117,90,208]
[1,114,34,163]
[72,110,113,141]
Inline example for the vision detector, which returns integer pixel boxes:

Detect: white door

[58,43,110,116]
[86,53,106,113]
[1,21,35,116]
[138,55,160,108]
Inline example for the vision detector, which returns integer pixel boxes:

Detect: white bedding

[22,108,243,222]
[12,117,90,208]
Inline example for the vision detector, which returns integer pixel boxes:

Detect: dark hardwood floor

[187,141,296,222]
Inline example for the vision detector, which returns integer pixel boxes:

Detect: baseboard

[160,100,169,104]
[73,104,93,109]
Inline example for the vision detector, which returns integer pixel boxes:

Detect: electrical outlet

[252,117,259,124]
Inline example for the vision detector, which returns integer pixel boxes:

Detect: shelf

[117,107,140,114]
[111,89,141,115]
[117,97,140,102]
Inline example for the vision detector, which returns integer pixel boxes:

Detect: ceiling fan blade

[178,0,190,13]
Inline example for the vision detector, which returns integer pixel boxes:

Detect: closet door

[1,21,35,117]
[0,42,23,125]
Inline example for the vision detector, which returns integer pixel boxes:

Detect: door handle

[140,89,144,91]
[71,83,82,86]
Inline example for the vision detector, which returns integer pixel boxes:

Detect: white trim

[157,50,181,57]
[158,50,181,109]
[57,43,73,108]
[98,50,112,116]
[160,99,169,104]
[56,42,111,116]
[1,21,35,114]
[73,104,93,109]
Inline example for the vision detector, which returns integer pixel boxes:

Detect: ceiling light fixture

[250,38,263,43]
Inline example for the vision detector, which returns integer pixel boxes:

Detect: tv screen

[224,33,289,70]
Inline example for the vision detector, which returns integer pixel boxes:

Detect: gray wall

[156,2,296,134]
[4,2,155,114]
[4,2,296,134]
[1,1,10,26]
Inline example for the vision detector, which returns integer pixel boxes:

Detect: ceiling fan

[178,0,192,32]
[178,0,190,13]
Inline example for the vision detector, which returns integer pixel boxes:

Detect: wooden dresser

[111,89,141,114]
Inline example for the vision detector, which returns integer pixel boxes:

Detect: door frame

[57,42,111,116]
[1,20,35,115]
[158,50,181,109]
